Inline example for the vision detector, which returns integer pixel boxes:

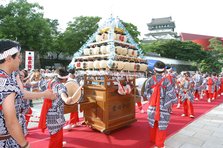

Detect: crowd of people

[1,39,223,148]
[0,40,84,147]
[143,61,223,148]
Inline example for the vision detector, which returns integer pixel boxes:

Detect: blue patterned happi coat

[0,70,24,148]
[40,78,67,135]
[144,74,177,130]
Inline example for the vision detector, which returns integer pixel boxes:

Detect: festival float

[67,16,147,134]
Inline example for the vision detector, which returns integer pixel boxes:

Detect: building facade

[180,32,223,50]
[142,17,180,43]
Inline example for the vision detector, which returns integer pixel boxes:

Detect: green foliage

[63,16,101,55]
[141,39,206,62]
[0,0,57,55]
[198,53,222,73]
[203,38,223,73]
[0,0,142,61]
[121,21,141,44]
[141,39,223,73]
[209,37,223,52]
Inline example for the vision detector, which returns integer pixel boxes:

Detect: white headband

[154,67,165,72]
[57,74,69,79]
[166,68,172,72]
[0,47,20,60]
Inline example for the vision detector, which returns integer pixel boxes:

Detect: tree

[208,37,223,62]
[141,39,206,62]
[62,16,101,55]
[209,37,223,52]
[121,21,141,44]
[198,53,222,73]
[0,0,57,55]
[202,37,223,73]
[141,39,223,73]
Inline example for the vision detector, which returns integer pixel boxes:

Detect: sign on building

[25,51,34,71]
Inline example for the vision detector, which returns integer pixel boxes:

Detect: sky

[1,0,223,38]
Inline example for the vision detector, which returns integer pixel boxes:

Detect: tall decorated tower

[67,16,148,134]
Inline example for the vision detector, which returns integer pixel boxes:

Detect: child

[180,72,195,118]
[38,68,74,147]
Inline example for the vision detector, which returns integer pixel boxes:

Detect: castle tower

[142,16,179,43]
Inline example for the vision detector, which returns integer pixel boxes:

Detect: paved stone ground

[165,103,223,148]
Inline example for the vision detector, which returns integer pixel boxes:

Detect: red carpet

[27,96,223,148]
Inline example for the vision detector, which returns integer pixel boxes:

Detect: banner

[25,51,34,71]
